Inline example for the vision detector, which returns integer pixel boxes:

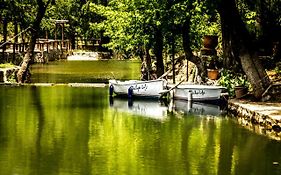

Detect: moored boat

[109,79,167,98]
[170,84,226,101]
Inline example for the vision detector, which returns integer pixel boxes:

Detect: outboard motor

[128,86,133,99]
[109,85,114,96]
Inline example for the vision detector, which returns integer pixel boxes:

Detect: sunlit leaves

[88,0,157,57]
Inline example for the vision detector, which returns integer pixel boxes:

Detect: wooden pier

[0,19,73,64]
[1,39,72,53]
[0,39,72,64]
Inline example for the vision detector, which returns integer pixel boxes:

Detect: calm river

[0,60,280,175]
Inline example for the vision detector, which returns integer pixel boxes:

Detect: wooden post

[55,23,57,50]
[172,36,175,84]
[13,21,17,62]
[1,17,7,63]
[53,20,69,51]
[186,59,189,82]
[21,27,25,52]
[46,30,49,52]
[61,23,64,49]
[14,22,18,50]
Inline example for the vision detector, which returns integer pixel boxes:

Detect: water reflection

[109,98,168,119]
[109,97,226,118]
[171,100,226,116]
[0,86,280,175]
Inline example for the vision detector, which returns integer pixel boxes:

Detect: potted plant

[203,35,218,50]
[201,35,218,56]
[207,69,219,80]
[207,56,219,80]
[234,76,248,98]
[201,21,219,51]
[218,70,250,98]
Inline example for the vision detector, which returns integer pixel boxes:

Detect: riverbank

[0,82,107,88]
[228,99,281,141]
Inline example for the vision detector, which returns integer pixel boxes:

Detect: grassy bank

[0,63,16,69]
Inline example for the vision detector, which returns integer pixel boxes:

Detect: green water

[31,60,141,83]
[0,60,280,175]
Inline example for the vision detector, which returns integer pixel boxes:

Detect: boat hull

[171,84,225,101]
[109,79,166,98]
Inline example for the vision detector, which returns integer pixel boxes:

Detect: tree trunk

[17,0,52,83]
[182,19,207,82]
[141,47,152,80]
[154,27,164,78]
[70,32,76,50]
[217,0,271,99]
[220,15,242,72]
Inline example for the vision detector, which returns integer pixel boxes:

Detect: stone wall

[0,66,20,83]
[228,100,281,141]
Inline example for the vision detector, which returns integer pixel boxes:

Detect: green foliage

[236,0,260,37]
[0,0,37,40]
[1,0,223,60]
[236,0,281,39]
[1,0,280,83]
[89,3,140,53]
[86,0,223,59]
[275,62,281,75]
[43,0,88,39]
[218,69,250,97]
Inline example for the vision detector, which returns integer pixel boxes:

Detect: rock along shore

[228,99,281,141]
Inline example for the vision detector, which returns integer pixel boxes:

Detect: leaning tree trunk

[17,0,52,83]
[182,19,207,83]
[17,23,40,83]
[217,0,271,99]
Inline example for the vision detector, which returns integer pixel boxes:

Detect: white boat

[109,79,167,98]
[109,98,168,119]
[170,84,226,101]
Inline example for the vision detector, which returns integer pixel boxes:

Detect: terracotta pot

[234,86,248,98]
[207,69,219,80]
[203,35,218,49]
[200,48,217,56]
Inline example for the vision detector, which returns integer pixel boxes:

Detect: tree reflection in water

[0,86,280,175]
